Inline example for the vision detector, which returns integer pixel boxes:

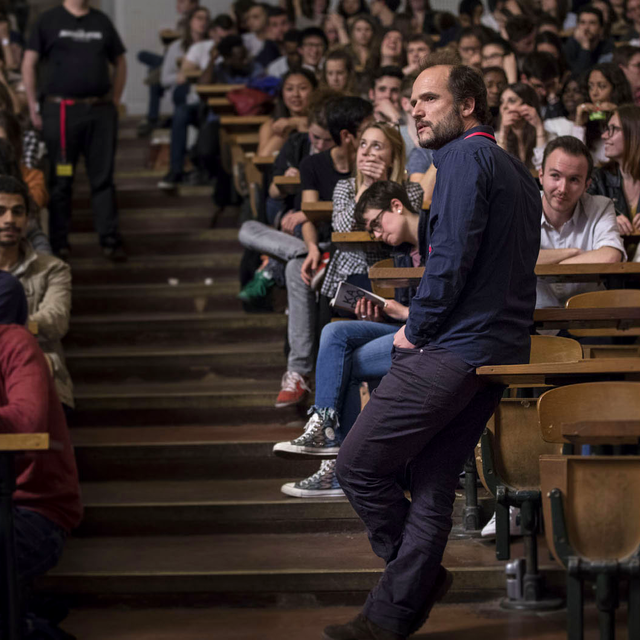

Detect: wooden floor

[64,603,628,639]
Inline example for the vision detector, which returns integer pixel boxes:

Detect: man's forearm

[301,220,318,250]
[560,247,623,264]
[22,56,39,114]
[113,56,127,104]
[537,248,581,264]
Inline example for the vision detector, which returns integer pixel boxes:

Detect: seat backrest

[540,455,640,567]
[476,336,578,492]
[566,289,640,337]
[370,258,395,299]
[483,399,562,492]
[538,381,640,444]
[529,335,582,364]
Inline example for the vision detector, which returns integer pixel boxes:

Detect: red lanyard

[464,132,496,142]
[59,99,75,164]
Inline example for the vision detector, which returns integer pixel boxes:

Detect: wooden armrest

[220,116,269,126]
[561,420,640,445]
[0,433,54,452]
[207,97,232,108]
[28,321,37,335]
[252,156,275,166]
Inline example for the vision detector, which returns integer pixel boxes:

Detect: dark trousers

[169,103,200,177]
[336,345,504,636]
[42,101,120,252]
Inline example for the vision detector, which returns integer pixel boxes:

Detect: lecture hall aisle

[40,118,604,639]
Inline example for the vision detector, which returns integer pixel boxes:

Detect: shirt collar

[540,193,585,230]
[432,124,495,167]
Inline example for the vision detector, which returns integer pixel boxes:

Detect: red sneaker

[310,251,331,291]
[275,371,311,408]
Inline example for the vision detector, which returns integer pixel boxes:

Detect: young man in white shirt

[537,135,625,308]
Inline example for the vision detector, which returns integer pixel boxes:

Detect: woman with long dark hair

[588,104,640,258]
[496,83,550,171]
[575,63,632,164]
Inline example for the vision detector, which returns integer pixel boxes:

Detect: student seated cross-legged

[272,181,426,497]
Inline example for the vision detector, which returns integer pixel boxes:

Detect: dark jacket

[562,37,615,75]
[588,164,639,222]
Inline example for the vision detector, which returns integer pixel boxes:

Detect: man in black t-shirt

[22,0,127,261]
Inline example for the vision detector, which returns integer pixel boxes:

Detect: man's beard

[417,106,466,150]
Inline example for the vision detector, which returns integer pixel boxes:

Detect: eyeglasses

[604,124,622,137]
[367,210,387,239]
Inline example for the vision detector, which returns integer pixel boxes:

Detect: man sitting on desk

[537,135,626,308]
[0,270,82,628]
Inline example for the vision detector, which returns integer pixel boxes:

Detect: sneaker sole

[273,443,341,459]
[280,483,345,498]
[274,395,309,409]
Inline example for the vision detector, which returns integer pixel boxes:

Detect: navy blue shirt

[404,125,541,366]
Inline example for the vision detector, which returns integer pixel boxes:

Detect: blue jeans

[14,507,66,583]
[314,321,398,439]
[138,51,165,123]
[169,103,200,176]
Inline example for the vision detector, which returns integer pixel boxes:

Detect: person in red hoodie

[0,265,82,603]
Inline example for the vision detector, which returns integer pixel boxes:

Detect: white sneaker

[281,460,344,498]
[481,507,522,539]
[273,410,341,458]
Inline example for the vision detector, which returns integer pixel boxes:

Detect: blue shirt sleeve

[406,147,433,176]
[404,149,490,346]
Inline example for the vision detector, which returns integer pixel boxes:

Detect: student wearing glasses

[588,105,640,259]
[272,181,424,498]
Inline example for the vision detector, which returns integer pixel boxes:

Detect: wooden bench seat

[159,29,180,46]
[565,289,640,337]
[197,84,245,96]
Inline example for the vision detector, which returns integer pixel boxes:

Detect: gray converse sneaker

[272,408,341,458]
[281,460,344,498]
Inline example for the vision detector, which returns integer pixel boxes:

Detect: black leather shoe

[323,613,405,640]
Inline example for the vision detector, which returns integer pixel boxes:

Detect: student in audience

[481,37,517,81]
[319,123,424,299]
[161,5,211,108]
[399,74,420,158]
[292,0,329,29]
[458,0,484,27]
[541,0,576,30]
[627,0,640,39]
[0,110,47,210]
[255,6,292,67]
[588,105,640,255]
[367,28,406,73]
[614,45,640,106]
[560,75,586,122]
[403,34,434,76]
[0,268,82,637]
[136,0,198,135]
[239,91,338,304]
[536,13,561,36]
[337,0,369,24]
[521,51,564,120]
[369,66,403,126]
[321,48,355,93]
[241,2,270,57]
[346,14,377,69]
[537,136,625,308]
[297,26,327,78]
[457,27,485,70]
[0,175,74,413]
[497,83,551,171]
[276,96,374,408]
[404,0,439,35]
[266,28,302,77]
[483,66,509,124]
[257,68,317,157]
[563,5,615,75]
[22,0,127,261]
[505,14,537,63]
[535,29,564,60]
[574,62,632,164]
[210,12,237,44]
[369,0,401,29]
[320,13,348,48]
[159,34,264,189]
[273,182,426,497]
